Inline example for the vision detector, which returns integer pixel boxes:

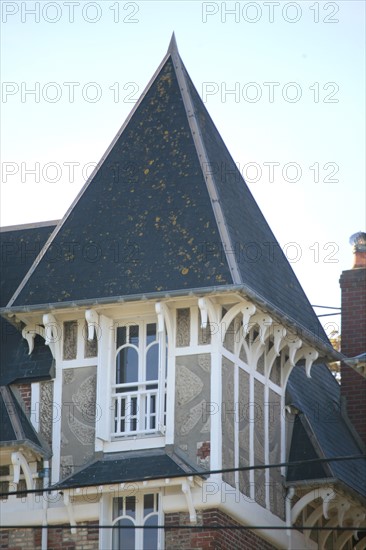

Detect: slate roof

[55,449,201,489]
[4,36,329,349]
[0,222,56,385]
[0,221,58,307]
[0,386,50,457]
[0,328,54,386]
[286,364,366,499]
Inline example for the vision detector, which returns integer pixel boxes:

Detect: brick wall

[0,523,98,550]
[340,266,366,444]
[15,382,32,414]
[1,513,279,549]
[165,509,278,550]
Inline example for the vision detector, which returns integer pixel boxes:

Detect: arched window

[112,322,166,437]
[112,493,160,550]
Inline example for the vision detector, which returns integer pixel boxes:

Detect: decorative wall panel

[60,367,96,479]
[175,354,210,469]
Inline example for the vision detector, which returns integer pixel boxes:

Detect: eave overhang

[1,284,342,362]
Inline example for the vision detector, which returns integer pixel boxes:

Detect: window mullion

[139,321,146,432]
[157,330,166,433]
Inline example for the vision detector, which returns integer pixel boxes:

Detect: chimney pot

[349,231,366,268]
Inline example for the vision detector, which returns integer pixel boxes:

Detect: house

[1,34,365,550]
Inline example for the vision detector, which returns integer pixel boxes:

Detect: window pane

[129,324,139,346]
[146,323,156,345]
[113,497,124,520]
[146,344,159,381]
[113,518,135,550]
[126,496,136,518]
[143,514,158,550]
[116,348,139,384]
[144,494,154,516]
[117,327,126,349]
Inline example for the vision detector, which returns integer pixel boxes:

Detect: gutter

[1,284,341,362]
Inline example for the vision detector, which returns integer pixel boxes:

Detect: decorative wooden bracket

[155,302,174,344]
[182,477,197,524]
[291,486,336,524]
[21,324,45,355]
[85,309,99,341]
[11,451,35,492]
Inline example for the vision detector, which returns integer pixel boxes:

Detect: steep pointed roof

[5,36,329,348]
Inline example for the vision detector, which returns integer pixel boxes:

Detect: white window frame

[109,491,164,550]
[111,319,166,440]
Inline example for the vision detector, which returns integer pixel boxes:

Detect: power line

[1,454,364,498]
[0,524,365,532]
[312,305,341,310]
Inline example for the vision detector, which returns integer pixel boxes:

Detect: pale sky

[1,1,365,334]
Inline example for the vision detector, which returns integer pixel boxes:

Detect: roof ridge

[169,42,241,284]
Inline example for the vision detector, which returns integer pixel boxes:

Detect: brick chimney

[339,232,366,445]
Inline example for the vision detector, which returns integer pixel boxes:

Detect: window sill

[102,435,166,453]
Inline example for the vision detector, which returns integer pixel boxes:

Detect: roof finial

[167,32,178,54]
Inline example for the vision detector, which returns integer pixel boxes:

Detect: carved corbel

[198,298,209,329]
[291,486,336,524]
[273,325,287,355]
[182,477,197,524]
[288,338,303,366]
[155,302,174,344]
[42,313,58,345]
[322,488,337,520]
[21,323,45,355]
[292,346,319,378]
[265,326,287,378]
[155,302,165,333]
[221,300,256,339]
[351,509,366,542]
[250,313,273,345]
[337,499,351,527]
[42,313,59,358]
[248,313,273,366]
[241,303,256,336]
[85,309,99,341]
[22,326,36,355]
[198,297,221,342]
[303,347,319,378]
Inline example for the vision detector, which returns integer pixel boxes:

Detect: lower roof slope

[55,449,201,489]
[0,222,56,385]
[287,364,366,499]
[0,386,50,457]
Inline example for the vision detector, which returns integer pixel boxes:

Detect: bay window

[112,321,166,437]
